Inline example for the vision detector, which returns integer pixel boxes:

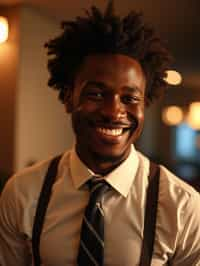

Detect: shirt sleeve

[0,178,32,266]
[172,190,200,266]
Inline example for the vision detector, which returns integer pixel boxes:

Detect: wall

[14,6,74,171]
[0,6,20,175]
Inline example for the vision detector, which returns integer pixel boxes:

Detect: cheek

[71,101,101,132]
[136,108,145,135]
[138,108,145,124]
[136,108,145,133]
[128,106,145,138]
[129,105,144,122]
[81,99,101,112]
[71,105,93,134]
[75,98,100,113]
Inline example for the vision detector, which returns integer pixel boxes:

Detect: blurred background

[0,0,200,191]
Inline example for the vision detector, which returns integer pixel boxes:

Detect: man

[1,2,200,265]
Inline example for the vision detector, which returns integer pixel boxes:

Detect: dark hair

[45,1,172,105]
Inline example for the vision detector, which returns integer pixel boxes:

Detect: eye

[122,94,140,104]
[85,90,103,101]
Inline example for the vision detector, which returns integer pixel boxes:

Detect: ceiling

[1,0,200,91]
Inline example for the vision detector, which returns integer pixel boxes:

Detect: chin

[91,147,131,163]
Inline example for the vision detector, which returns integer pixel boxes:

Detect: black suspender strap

[32,155,62,266]
[139,161,160,266]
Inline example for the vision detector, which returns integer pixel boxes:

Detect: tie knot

[88,178,110,199]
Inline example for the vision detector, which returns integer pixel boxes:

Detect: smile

[96,127,126,136]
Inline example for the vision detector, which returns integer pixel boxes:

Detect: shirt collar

[70,145,139,198]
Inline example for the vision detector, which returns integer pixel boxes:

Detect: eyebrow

[123,86,143,95]
[83,81,107,90]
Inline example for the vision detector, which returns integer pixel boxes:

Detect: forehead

[75,54,146,91]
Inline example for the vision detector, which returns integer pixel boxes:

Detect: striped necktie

[77,178,110,266]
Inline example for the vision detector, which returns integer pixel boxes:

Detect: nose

[101,94,126,121]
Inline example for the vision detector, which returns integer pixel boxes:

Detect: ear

[64,90,74,113]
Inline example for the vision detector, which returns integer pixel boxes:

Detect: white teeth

[97,127,123,136]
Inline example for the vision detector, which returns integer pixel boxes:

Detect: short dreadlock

[45,1,172,106]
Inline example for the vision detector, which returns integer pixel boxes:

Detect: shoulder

[0,157,54,215]
[0,151,71,236]
[159,165,200,227]
[1,150,70,206]
[8,157,54,197]
[137,150,199,200]
[159,165,200,204]
[155,164,200,242]
[137,150,200,216]
[159,166,200,262]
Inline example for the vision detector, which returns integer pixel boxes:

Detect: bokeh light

[162,106,184,126]
[186,102,200,130]
[0,17,9,44]
[165,70,182,85]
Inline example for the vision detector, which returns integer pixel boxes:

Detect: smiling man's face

[66,54,146,173]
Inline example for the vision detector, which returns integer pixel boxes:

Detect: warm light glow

[0,16,9,44]
[162,106,183,126]
[164,70,182,85]
[186,102,200,130]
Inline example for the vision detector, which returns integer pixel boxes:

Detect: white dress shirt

[0,145,200,266]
